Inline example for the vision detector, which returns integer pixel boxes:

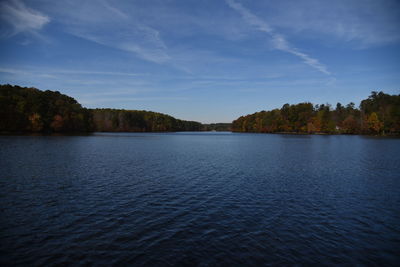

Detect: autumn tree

[364,112,383,134]
[231,91,399,135]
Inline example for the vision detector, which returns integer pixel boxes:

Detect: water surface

[1,132,399,265]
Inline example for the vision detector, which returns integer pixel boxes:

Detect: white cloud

[47,0,170,64]
[0,67,145,77]
[52,70,145,77]
[226,0,330,75]
[0,0,50,37]
[80,96,188,106]
[256,0,400,47]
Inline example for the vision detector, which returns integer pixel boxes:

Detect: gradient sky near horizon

[1,0,399,123]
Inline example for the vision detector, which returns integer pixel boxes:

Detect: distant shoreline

[1,131,399,137]
[1,85,399,136]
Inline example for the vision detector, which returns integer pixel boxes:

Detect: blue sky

[0,0,399,123]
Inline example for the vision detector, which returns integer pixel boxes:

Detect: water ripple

[0,133,399,266]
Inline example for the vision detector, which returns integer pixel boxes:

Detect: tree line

[202,123,232,131]
[1,85,399,135]
[0,84,93,133]
[0,84,202,133]
[232,91,400,135]
[92,109,202,132]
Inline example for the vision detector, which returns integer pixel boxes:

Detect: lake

[1,132,399,266]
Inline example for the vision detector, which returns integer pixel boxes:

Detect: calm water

[1,132,399,266]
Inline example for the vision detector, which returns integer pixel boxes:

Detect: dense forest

[92,109,202,132]
[0,85,202,133]
[0,84,93,133]
[232,91,400,135]
[1,85,399,135]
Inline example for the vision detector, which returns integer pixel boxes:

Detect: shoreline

[1,131,399,137]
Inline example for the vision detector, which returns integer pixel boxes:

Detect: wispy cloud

[226,0,330,75]
[70,27,170,64]
[0,67,145,77]
[0,0,50,37]
[80,96,188,106]
[0,67,27,75]
[262,0,400,48]
[51,0,170,64]
[53,69,146,77]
